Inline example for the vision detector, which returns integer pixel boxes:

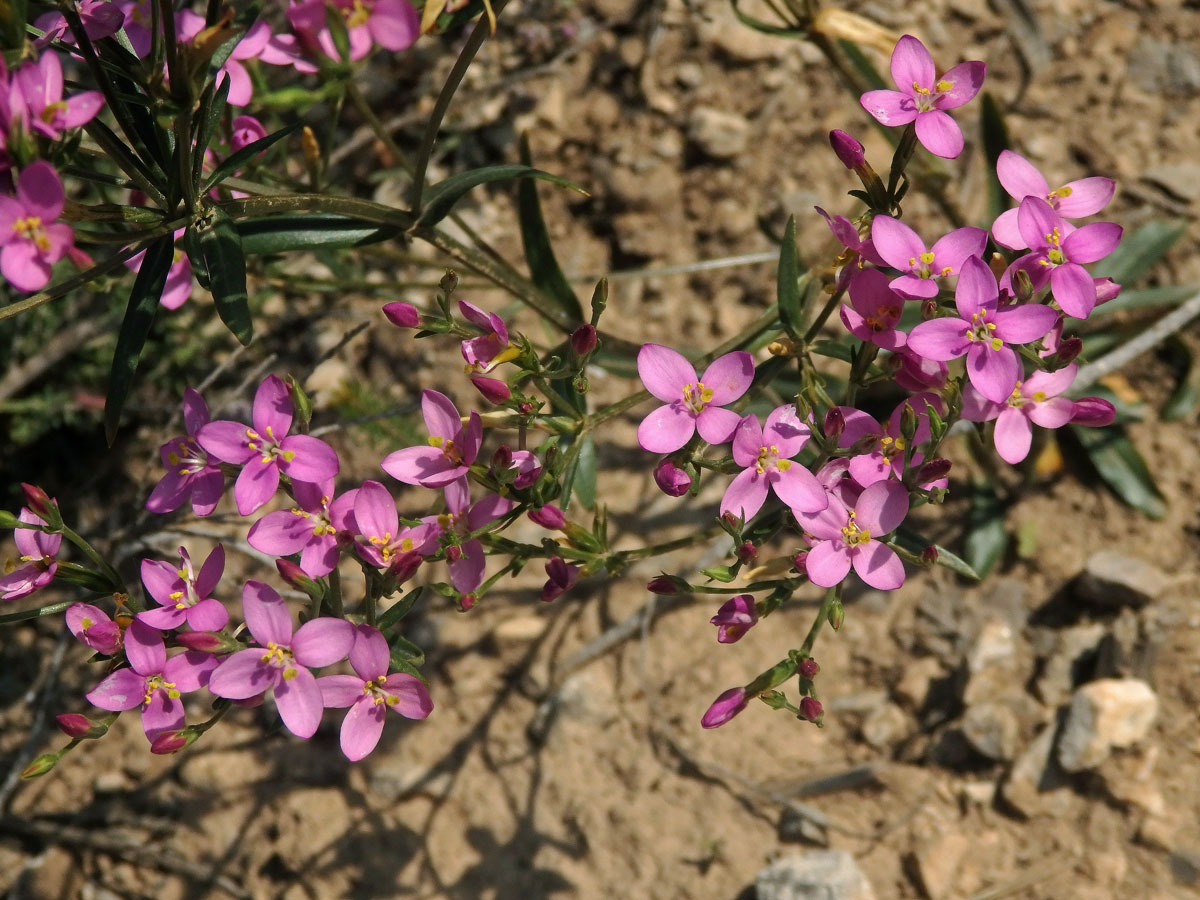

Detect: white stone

[1057,678,1159,772]
[757,851,877,900]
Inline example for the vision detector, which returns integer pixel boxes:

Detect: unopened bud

[439,270,459,295]
[827,598,844,631]
[458,592,477,611]
[916,457,952,483]
[286,376,313,428]
[654,459,691,497]
[1055,336,1083,365]
[1013,267,1034,302]
[758,690,791,710]
[21,752,60,779]
[701,687,749,729]
[570,323,597,356]
[276,558,320,598]
[56,713,94,738]
[20,484,56,523]
[382,301,420,328]
[823,407,845,442]
[491,445,513,472]
[736,541,757,564]
[1095,277,1122,304]
[799,657,820,679]
[572,374,589,395]
[829,129,866,171]
[799,696,823,723]
[518,400,537,416]
[921,545,939,565]
[647,575,685,595]
[921,297,938,320]
[388,550,423,583]
[150,729,195,754]
[590,278,609,324]
[529,505,566,530]
[174,631,229,653]
[899,401,919,443]
[721,511,743,536]
[446,545,463,562]
[1070,397,1116,428]
[792,551,809,574]
[469,374,511,405]
[701,565,735,583]
[768,337,801,357]
[301,126,321,180]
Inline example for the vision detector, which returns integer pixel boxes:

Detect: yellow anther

[986,322,996,331]
[281,450,296,463]
[778,460,792,471]
[428,435,444,448]
[1032,391,1047,402]
[990,337,1003,351]
[282,667,298,681]
[13,216,51,252]
[935,79,953,92]
[919,252,936,265]
[80,617,94,629]
[939,266,954,277]
[912,81,931,94]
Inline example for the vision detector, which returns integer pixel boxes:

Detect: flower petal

[805,540,851,588]
[86,668,146,711]
[273,666,323,739]
[992,303,1057,345]
[637,344,696,403]
[852,542,905,590]
[914,109,964,159]
[380,445,449,485]
[1050,263,1099,319]
[382,673,434,719]
[1062,222,1123,264]
[125,619,166,676]
[890,35,935,91]
[859,90,918,127]
[637,403,694,453]
[293,617,355,668]
[772,465,828,514]
[339,697,386,760]
[720,467,769,521]
[278,434,340,483]
[700,351,754,405]
[251,374,293,438]
[1055,177,1115,218]
[696,406,743,446]
[967,344,1020,403]
[319,674,364,708]
[234,456,279,516]
[854,480,909,534]
[993,407,1033,464]
[935,60,986,109]
[870,216,925,271]
[996,150,1049,201]
[348,624,390,680]
[242,579,292,646]
[907,318,970,362]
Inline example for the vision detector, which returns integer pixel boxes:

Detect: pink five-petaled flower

[381,390,482,488]
[177,13,271,106]
[871,216,987,300]
[14,52,104,140]
[146,388,225,516]
[961,363,1078,464]
[137,545,229,632]
[85,619,216,743]
[908,255,1058,403]
[839,267,907,349]
[33,1,125,47]
[287,0,419,62]
[859,34,986,159]
[434,477,515,596]
[796,480,910,590]
[0,161,75,292]
[353,480,438,576]
[197,374,340,516]
[66,602,122,655]
[836,393,944,486]
[207,581,354,739]
[0,507,60,602]
[1006,197,1123,320]
[249,478,356,577]
[710,594,758,644]
[991,150,1116,251]
[815,207,886,293]
[318,625,432,761]
[720,406,827,521]
[637,344,754,453]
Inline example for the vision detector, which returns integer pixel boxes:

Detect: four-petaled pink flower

[249,478,356,577]
[860,34,986,159]
[0,507,61,602]
[962,363,1078,464]
[795,480,910,590]
[208,581,354,739]
[721,406,827,521]
[871,216,987,300]
[0,161,75,292]
[991,150,1116,251]
[381,390,482,488]
[839,267,907,349]
[138,545,229,632]
[637,345,754,453]
[198,375,341,516]
[710,594,758,643]
[907,256,1058,402]
[85,619,216,743]
[146,388,225,516]
[66,602,122,655]
[318,624,433,761]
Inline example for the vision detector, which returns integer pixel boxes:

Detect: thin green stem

[328,566,345,619]
[802,285,846,344]
[59,525,126,595]
[0,243,152,322]
[800,584,840,655]
[609,524,724,565]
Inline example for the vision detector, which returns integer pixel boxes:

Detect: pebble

[908,831,970,900]
[1056,678,1159,772]
[686,106,750,160]
[895,657,944,710]
[1074,551,1170,609]
[492,615,549,643]
[1143,163,1200,202]
[756,851,877,900]
[1030,622,1106,706]
[697,2,783,62]
[861,702,910,750]
[960,701,1020,762]
[1001,716,1074,818]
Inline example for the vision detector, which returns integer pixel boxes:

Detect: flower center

[964,311,1003,351]
[1036,227,1066,267]
[428,435,464,465]
[754,444,792,475]
[166,436,210,476]
[246,426,294,465]
[143,673,180,705]
[362,675,401,706]
[864,303,901,332]
[840,511,872,546]
[344,0,371,27]
[1047,185,1073,206]
[877,434,906,461]
[682,382,714,415]
[911,78,955,113]
[13,216,51,252]
[260,641,299,679]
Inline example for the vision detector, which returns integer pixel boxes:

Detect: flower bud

[470,374,511,405]
[1055,336,1083,365]
[56,713,94,738]
[799,696,823,723]
[799,657,819,679]
[491,444,513,472]
[735,541,757,564]
[570,323,597,356]
[518,400,537,416]
[1070,397,1117,428]
[829,129,866,170]
[383,301,420,328]
[150,729,194,754]
[572,374,589,395]
[387,550,424,583]
[21,752,60,779]
[700,687,749,729]
[647,575,685,595]
[921,545,939,565]
[823,407,845,442]
[700,565,735,583]
[899,402,919,444]
[1095,277,1122,304]
[916,457,952,483]
[1013,268,1034,302]
[20,484,56,523]
[458,592,477,611]
[276,558,322,600]
[792,551,809,574]
[529,505,566,530]
[230,115,267,152]
[440,269,459,295]
[540,556,579,603]
[920,297,939,320]
[653,459,691,497]
[590,277,608,323]
[827,597,844,631]
[758,689,791,710]
[174,631,228,653]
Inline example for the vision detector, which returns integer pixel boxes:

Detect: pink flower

[637,344,754,453]
[176,14,273,106]
[287,0,419,62]
[720,406,827,521]
[710,594,757,643]
[318,625,432,761]
[65,602,121,655]
[992,151,1116,250]
[197,375,340,516]
[207,581,354,738]
[352,480,439,573]
[890,347,948,392]
[431,478,515,596]
[33,2,125,47]
[137,545,229,632]
[1069,396,1116,427]
[383,301,420,328]
[653,459,691,497]
[381,390,481,488]
[85,620,217,743]
[962,364,1078,464]
[248,478,356,577]
[146,388,225,516]
[0,162,75,292]
[815,207,886,292]
[540,557,578,603]
[13,52,104,140]
[837,394,944,486]
[528,505,566,530]
[0,507,60,601]
[701,686,749,729]
[870,216,987,300]
[796,480,909,590]
[230,115,268,152]
[839,267,907,349]
[907,256,1058,402]
[860,34,986,159]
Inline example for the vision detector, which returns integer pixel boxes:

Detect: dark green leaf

[105,235,173,443]
[979,92,1012,224]
[417,164,587,229]
[1101,220,1188,287]
[195,208,252,345]
[893,525,982,581]
[377,586,424,631]
[963,479,1009,579]
[191,75,230,187]
[809,339,854,363]
[238,213,403,255]
[777,215,803,339]
[387,651,429,686]
[572,434,597,510]
[54,561,117,593]
[1162,337,1200,421]
[517,134,583,323]
[204,122,300,191]
[388,633,425,667]
[0,599,72,625]
[1069,424,1167,519]
[729,0,807,36]
[1088,283,1198,318]
[745,656,798,695]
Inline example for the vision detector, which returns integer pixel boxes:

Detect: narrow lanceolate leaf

[518,134,583,323]
[106,235,174,443]
[777,215,804,339]
[1069,424,1167,519]
[238,214,403,255]
[204,122,299,191]
[416,164,587,229]
[191,75,231,187]
[979,92,1012,224]
[963,479,1009,579]
[1101,220,1189,287]
[195,208,252,345]
[377,586,424,632]
[893,526,982,581]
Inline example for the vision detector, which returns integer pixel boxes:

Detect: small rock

[966,620,1017,673]
[1170,850,1200,886]
[1001,715,1074,818]
[1030,622,1105,706]
[960,702,1020,762]
[861,703,910,750]
[686,107,750,160]
[589,0,640,22]
[895,657,944,710]
[907,832,970,900]
[756,851,876,900]
[698,2,783,61]
[493,615,548,643]
[1056,678,1159,772]
[1074,551,1170,609]
[960,780,997,806]
[1137,809,1182,851]
[1143,163,1200,203]
[778,808,830,846]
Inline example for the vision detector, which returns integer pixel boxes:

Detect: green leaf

[387,651,429,686]
[416,164,587,229]
[191,75,230,188]
[837,39,889,91]
[572,434,597,509]
[195,208,253,345]
[809,339,854,363]
[777,215,803,339]
[729,0,807,36]
[377,586,424,631]
[979,92,1012,224]
[388,633,425,668]
[238,214,403,255]
[105,234,173,443]
[53,561,117,593]
[204,122,299,191]
[1162,338,1200,421]
[893,526,982,581]
[1069,424,1167,519]
[964,479,1009,579]
[517,135,583,323]
[1088,283,1198,318]
[1101,220,1188,287]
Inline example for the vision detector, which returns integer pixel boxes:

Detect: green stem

[328,566,345,619]
[59,526,126,596]
[0,600,73,625]
[802,285,846,344]
[800,584,840,655]
[609,523,725,565]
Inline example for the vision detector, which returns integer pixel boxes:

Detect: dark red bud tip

[921,545,939,565]
[824,407,845,441]
[20,484,56,521]
[1056,336,1083,365]
[647,575,682,595]
[518,401,537,416]
[792,551,809,574]
[736,541,758,564]
[458,593,478,612]
[56,713,93,738]
[491,445,514,470]
[382,301,420,328]
[570,323,598,356]
[150,730,191,754]
[917,457,952,483]
[470,374,511,405]
[439,270,459,294]
[276,558,316,591]
[799,658,819,680]
[175,631,224,653]
[829,130,866,170]
[799,696,823,723]
[1070,397,1116,428]
[654,459,691,497]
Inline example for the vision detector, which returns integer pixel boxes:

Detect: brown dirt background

[4,0,1200,897]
